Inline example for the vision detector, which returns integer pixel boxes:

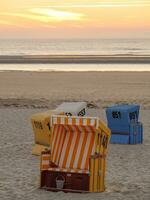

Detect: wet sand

[0,55,150,64]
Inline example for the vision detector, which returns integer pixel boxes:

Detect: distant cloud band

[43,2,150,8]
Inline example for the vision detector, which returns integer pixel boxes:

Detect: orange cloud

[42,1,150,8]
[0,8,84,25]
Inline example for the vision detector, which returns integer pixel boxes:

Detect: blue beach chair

[106,104,143,144]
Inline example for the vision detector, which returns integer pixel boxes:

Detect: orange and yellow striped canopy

[51,115,99,171]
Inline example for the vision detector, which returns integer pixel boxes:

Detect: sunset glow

[0,0,149,38]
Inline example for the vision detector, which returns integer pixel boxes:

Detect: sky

[0,0,150,39]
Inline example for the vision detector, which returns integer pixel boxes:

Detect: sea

[0,38,150,71]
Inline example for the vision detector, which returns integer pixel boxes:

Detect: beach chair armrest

[40,150,59,170]
[40,150,51,170]
[90,153,106,159]
[89,153,106,192]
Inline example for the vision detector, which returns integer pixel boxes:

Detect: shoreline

[0,55,150,64]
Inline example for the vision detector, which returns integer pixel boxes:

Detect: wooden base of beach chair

[40,171,89,192]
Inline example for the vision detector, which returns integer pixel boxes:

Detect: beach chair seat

[48,167,89,174]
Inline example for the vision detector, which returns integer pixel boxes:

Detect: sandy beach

[0,71,150,200]
[0,71,150,108]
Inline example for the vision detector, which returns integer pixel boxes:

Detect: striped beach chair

[40,115,111,193]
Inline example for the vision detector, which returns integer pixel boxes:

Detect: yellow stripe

[70,126,80,168]
[89,156,94,192]
[77,130,88,169]
[93,157,99,192]
[42,156,49,161]
[72,118,76,125]
[51,125,58,157]
[79,118,83,126]
[57,117,61,124]
[85,132,95,170]
[65,117,68,125]
[62,131,73,168]
[57,130,66,164]
[59,130,70,167]
[54,126,63,163]
[97,156,101,191]
[51,125,61,163]
[52,125,61,163]
[87,119,91,126]
[99,157,105,192]
[66,130,77,168]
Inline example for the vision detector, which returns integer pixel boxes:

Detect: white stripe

[53,116,57,124]
[68,117,72,125]
[59,132,70,167]
[83,119,87,126]
[73,131,85,169]
[61,117,65,124]
[52,115,99,125]
[66,131,78,168]
[90,119,95,126]
[48,167,89,174]
[52,125,61,161]
[81,132,92,169]
[76,118,79,125]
